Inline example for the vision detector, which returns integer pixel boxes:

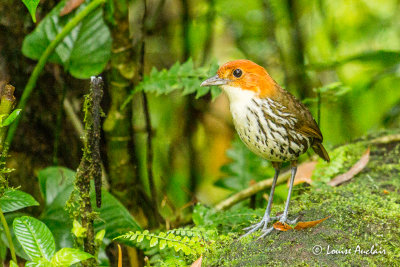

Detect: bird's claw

[240,216,273,239]
[277,214,299,225]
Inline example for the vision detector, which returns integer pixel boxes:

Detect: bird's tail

[312,142,330,162]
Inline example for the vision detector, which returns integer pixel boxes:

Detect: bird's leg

[278,161,299,225]
[241,163,281,238]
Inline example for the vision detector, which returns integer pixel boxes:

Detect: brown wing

[272,85,330,162]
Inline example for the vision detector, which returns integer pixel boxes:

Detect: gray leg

[240,167,280,238]
[278,166,298,225]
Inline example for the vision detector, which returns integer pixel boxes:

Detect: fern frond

[121,59,221,109]
[115,229,209,256]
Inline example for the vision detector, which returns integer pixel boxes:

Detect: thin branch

[63,97,109,189]
[74,76,103,266]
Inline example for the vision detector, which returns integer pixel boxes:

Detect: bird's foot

[240,216,274,239]
[273,213,299,225]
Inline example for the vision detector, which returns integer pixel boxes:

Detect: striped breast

[230,94,311,162]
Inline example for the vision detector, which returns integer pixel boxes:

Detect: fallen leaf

[273,222,293,231]
[60,0,84,16]
[289,161,317,187]
[117,244,122,267]
[294,216,331,230]
[383,190,389,195]
[328,147,370,186]
[191,255,203,267]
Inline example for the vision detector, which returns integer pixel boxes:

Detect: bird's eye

[233,69,242,78]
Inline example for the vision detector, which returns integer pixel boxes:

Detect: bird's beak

[200,75,228,87]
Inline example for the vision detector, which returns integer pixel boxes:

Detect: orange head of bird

[201,60,277,98]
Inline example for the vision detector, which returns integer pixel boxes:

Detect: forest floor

[203,131,400,266]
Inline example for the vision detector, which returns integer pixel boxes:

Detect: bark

[74,77,103,266]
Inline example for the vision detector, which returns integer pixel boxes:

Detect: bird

[201,59,330,238]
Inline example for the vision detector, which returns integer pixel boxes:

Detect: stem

[317,89,321,126]
[74,77,103,266]
[0,207,17,264]
[140,0,162,226]
[5,0,106,147]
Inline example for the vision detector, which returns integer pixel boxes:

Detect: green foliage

[21,0,40,23]
[309,50,400,71]
[132,59,221,101]
[0,212,30,260]
[13,216,93,266]
[50,248,93,266]
[13,216,56,261]
[37,166,141,249]
[0,109,21,127]
[116,228,208,256]
[216,137,274,192]
[193,204,262,235]
[303,82,352,104]
[22,0,111,79]
[312,142,366,184]
[0,189,39,213]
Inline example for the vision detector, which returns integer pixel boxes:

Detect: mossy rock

[203,133,400,266]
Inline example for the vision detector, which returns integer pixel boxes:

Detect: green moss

[203,137,400,266]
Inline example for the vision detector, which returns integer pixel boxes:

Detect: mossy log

[204,132,400,266]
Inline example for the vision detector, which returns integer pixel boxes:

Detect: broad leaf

[22,0,40,23]
[0,213,30,260]
[13,216,56,261]
[0,189,39,213]
[51,248,93,266]
[95,189,142,240]
[37,166,141,248]
[25,259,52,267]
[38,167,75,206]
[22,0,111,79]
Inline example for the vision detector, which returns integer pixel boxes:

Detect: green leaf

[95,229,106,244]
[95,189,142,240]
[13,216,56,261]
[38,166,141,250]
[72,220,86,238]
[149,237,158,247]
[0,212,30,260]
[134,59,221,99]
[38,167,76,206]
[159,239,166,250]
[25,259,52,267]
[137,235,144,243]
[51,248,93,266]
[9,260,18,267]
[0,189,39,213]
[22,0,111,79]
[22,0,40,23]
[1,109,22,127]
